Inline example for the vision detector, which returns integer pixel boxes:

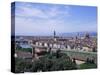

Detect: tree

[92,47,96,52]
[15,51,77,73]
[16,44,22,49]
[72,58,76,64]
[15,58,25,73]
[56,49,61,58]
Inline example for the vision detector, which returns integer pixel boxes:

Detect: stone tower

[54,30,56,38]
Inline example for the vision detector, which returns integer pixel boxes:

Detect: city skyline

[12,2,97,36]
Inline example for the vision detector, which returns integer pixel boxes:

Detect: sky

[11,2,97,36]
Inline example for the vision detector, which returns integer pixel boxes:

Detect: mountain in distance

[58,32,97,37]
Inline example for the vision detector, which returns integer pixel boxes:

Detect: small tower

[54,30,56,38]
[53,30,57,41]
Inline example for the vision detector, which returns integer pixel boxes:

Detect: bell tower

[53,30,57,41]
[54,30,56,38]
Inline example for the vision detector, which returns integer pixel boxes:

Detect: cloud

[15,15,97,36]
[15,17,69,35]
[15,2,70,19]
[14,2,97,36]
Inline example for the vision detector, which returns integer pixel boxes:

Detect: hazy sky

[12,2,97,36]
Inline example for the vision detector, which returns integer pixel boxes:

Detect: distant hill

[58,32,97,37]
[15,32,97,37]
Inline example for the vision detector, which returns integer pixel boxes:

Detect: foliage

[79,58,97,69]
[79,63,97,69]
[16,48,32,53]
[15,58,25,73]
[15,50,77,73]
